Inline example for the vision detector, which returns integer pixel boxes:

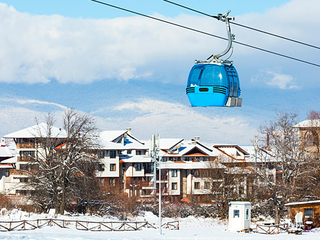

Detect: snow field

[0,209,319,239]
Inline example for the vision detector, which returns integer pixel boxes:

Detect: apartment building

[0,139,15,194]
[95,129,152,198]
[294,119,320,150]
[2,124,254,204]
[2,123,66,195]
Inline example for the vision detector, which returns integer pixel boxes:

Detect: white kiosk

[228,201,251,231]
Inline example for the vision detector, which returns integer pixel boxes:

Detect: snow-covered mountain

[1,79,319,145]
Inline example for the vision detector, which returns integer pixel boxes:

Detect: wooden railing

[256,223,288,234]
[16,143,36,149]
[0,219,179,232]
[10,170,27,175]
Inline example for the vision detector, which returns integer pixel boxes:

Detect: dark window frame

[110,163,116,171]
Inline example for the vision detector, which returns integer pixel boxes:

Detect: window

[110,164,116,171]
[19,151,35,158]
[97,151,104,158]
[20,178,29,183]
[135,163,142,171]
[172,182,177,190]
[194,182,200,189]
[109,178,115,186]
[110,151,116,158]
[127,150,132,154]
[239,186,244,195]
[305,209,313,218]
[98,178,104,186]
[204,182,210,189]
[20,164,28,170]
[233,209,240,218]
[172,169,178,177]
[246,209,249,220]
[5,169,10,177]
[16,190,30,196]
[136,150,142,155]
[30,164,39,170]
[98,164,105,171]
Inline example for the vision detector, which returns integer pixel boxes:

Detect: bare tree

[26,110,100,214]
[255,109,309,224]
[204,156,252,218]
[298,110,320,199]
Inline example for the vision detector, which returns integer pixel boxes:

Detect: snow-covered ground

[0,209,319,240]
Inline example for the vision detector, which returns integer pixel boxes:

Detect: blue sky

[0,0,319,144]
[2,0,291,18]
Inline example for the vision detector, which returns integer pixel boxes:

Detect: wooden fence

[256,223,288,234]
[0,219,179,232]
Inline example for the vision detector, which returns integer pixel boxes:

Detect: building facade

[2,124,255,204]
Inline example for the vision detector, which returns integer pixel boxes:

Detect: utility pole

[254,136,258,199]
[159,154,162,235]
[150,134,162,234]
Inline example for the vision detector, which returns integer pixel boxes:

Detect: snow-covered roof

[179,145,210,156]
[214,145,250,156]
[0,164,13,169]
[4,123,67,139]
[123,135,146,149]
[293,119,320,128]
[160,161,225,170]
[160,138,184,150]
[98,140,126,150]
[0,146,12,159]
[164,141,218,157]
[99,131,146,150]
[285,200,320,206]
[243,147,282,163]
[0,156,16,164]
[99,130,127,142]
[120,155,151,163]
[240,146,255,156]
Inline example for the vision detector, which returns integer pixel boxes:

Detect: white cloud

[266,70,298,89]
[251,69,299,89]
[1,97,69,110]
[0,4,215,84]
[0,0,319,87]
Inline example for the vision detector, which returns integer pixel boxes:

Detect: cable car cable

[163,0,320,50]
[91,0,320,68]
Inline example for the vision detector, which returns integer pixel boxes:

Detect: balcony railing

[10,170,29,175]
[16,143,36,149]
[17,157,35,162]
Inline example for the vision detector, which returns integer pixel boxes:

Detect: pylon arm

[208,11,235,62]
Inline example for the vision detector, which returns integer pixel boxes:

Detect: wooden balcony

[16,143,36,149]
[10,170,29,175]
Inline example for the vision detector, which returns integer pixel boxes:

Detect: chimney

[194,136,200,142]
[126,127,132,135]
